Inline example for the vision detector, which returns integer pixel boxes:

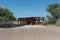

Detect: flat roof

[18,17,44,19]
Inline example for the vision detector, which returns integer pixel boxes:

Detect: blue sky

[0,0,60,18]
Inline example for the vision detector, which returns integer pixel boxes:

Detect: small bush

[56,19,60,26]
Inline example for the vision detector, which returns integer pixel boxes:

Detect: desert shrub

[46,16,57,24]
[50,17,57,24]
[56,19,60,26]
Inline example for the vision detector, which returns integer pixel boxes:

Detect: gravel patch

[15,25,47,28]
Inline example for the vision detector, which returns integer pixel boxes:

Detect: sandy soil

[0,25,60,40]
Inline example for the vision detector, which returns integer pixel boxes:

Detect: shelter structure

[18,17,44,26]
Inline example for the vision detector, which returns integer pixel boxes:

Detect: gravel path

[0,25,60,40]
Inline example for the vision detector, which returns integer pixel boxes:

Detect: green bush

[56,19,60,26]
[46,16,57,24]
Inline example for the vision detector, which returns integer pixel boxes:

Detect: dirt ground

[0,25,60,40]
[46,24,60,27]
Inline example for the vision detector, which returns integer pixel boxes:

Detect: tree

[56,19,60,26]
[0,6,16,23]
[46,3,60,23]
